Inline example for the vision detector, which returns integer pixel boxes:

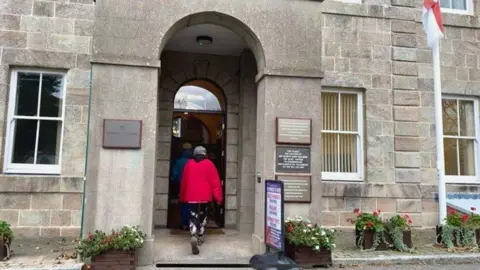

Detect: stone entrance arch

[86,1,324,266]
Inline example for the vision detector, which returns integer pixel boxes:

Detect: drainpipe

[79,65,93,239]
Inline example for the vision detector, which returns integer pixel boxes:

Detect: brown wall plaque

[276,175,311,203]
[275,146,311,173]
[276,118,312,145]
[103,119,142,149]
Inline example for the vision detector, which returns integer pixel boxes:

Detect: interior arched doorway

[167,80,227,230]
[155,17,260,236]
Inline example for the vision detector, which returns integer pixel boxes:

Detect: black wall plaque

[275,146,311,173]
[103,119,142,149]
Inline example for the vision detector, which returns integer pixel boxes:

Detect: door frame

[167,110,227,229]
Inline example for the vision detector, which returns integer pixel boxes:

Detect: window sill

[321,172,363,182]
[441,8,474,16]
[445,176,480,185]
[4,166,61,175]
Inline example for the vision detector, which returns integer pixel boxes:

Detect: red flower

[366,221,374,229]
[353,208,360,214]
[373,212,378,216]
[287,226,294,233]
[408,219,413,224]
[471,207,477,211]
[462,214,470,223]
[378,209,382,213]
[449,209,457,215]
[404,214,410,219]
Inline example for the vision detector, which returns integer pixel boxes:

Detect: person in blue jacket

[171,143,194,230]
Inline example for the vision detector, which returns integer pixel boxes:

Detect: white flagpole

[432,39,447,225]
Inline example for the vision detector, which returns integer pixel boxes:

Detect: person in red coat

[179,145,223,255]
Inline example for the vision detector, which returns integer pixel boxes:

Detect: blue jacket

[171,149,193,183]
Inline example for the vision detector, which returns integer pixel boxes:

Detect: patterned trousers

[189,203,209,237]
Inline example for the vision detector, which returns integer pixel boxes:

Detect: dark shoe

[197,236,204,246]
[191,236,199,255]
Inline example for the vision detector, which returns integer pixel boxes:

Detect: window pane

[15,73,40,116]
[37,121,62,165]
[442,99,458,136]
[339,134,357,173]
[459,100,475,137]
[12,120,38,164]
[40,74,63,117]
[322,92,338,131]
[452,0,466,10]
[322,133,338,172]
[174,85,222,111]
[440,0,451,8]
[341,93,358,132]
[444,138,458,175]
[459,139,475,176]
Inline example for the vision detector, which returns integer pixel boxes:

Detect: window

[440,0,473,14]
[321,91,363,181]
[442,96,479,183]
[4,69,66,174]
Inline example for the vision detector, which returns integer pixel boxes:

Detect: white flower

[325,238,329,243]
[307,224,312,228]
[329,229,335,233]
[313,245,320,250]
[303,229,307,233]
[320,230,326,236]
[332,244,336,248]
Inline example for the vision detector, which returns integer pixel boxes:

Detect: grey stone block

[19,210,50,226]
[392,47,417,62]
[20,16,74,34]
[0,14,20,30]
[55,3,95,20]
[33,0,54,17]
[334,58,350,72]
[0,194,30,209]
[31,194,63,209]
[0,0,33,15]
[75,20,94,36]
[366,104,392,121]
[393,61,418,76]
[372,46,391,60]
[393,33,417,48]
[391,20,416,33]
[395,168,421,183]
[397,199,422,212]
[395,152,421,168]
[372,75,392,89]
[2,48,76,69]
[0,210,19,226]
[0,30,26,48]
[393,90,420,106]
[340,44,371,59]
[47,34,90,54]
[385,6,416,20]
[395,122,420,136]
[395,137,421,151]
[51,210,72,226]
[393,106,419,122]
[351,59,391,75]
[393,75,418,90]
[26,32,47,50]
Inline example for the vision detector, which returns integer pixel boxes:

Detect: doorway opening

[167,79,227,230]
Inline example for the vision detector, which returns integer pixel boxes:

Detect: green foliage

[285,216,336,251]
[466,207,480,229]
[76,226,147,260]
[439,208,479,251]
[385,215,415,253]
[349,208,384,233]
[0,220,13,244]
[445,209,463,227]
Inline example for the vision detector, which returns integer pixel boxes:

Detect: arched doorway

[167,80,227,230]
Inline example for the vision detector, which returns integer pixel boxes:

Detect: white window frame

[442,95,480,184]
[334,0,362,4]
[440,0,474,15]
[4,68,67,175]
[321,90,364,182]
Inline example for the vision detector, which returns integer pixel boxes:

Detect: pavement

[2,230,480,269]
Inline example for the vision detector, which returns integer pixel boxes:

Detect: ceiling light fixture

[196,36,213,46]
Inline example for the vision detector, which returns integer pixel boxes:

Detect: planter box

[476,229,480,245]
[362,230,391,250]
[0,239,7,261]
[91,250,136,270]
[403,230,413,249]
[284,239,332,268]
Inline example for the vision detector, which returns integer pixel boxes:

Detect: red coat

[179,158,223,204]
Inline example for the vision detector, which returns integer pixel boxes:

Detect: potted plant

[466,207,480,244]
[0,220,13,260]
[284,216,336,268]
[76,225,146,269]
[384,214,414,252]
[437,209,477,250]
[349,208,390,250]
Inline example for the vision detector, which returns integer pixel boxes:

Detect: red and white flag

[422,0,444,48]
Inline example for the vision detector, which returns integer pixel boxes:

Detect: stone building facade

[1,0,480,266]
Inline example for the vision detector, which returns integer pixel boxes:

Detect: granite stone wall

[0,0,94,237]
[320,1,480,228]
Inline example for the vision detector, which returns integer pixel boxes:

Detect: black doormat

[169,228,225,235]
